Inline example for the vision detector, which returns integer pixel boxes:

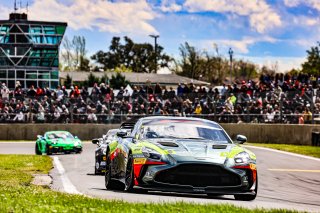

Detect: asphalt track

[1,142,320,212]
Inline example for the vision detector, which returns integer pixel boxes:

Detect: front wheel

[124,154,134,192]
[35,143,41,155]
[105,159,112,189]
[234,174,258,201]
[105,156,123,190]
[95,161,100,175]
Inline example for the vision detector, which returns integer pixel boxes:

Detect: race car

[104,116,257,201]
[92,121,137,175]
[92,129,120,175]
[35,131,82,155]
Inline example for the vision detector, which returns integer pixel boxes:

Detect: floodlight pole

[149,35,159,73]
[229,48,234,85]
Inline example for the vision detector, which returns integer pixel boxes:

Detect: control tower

[0,12,67,89]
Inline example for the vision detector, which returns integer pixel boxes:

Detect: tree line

[60,36,320,84]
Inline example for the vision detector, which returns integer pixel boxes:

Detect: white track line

[53,156,82,195]
[244,145,320,162]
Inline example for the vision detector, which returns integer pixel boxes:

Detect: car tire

[234,174,258,201]
[35,143,41,155]
[95,161,101,175]
[105,156,123,190]
[124,154,134,192]
[105,154,112,188]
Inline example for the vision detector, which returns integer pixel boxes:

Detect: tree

[61,36,73,70]
[100,74,109,85]
[110,72,129,89]
[65,74,73,88]
[177,42,228,83]
[83,72,100,87]
[176,42,259,84]
[91,36,172,73]
[73,36,90,70]
[302,42,320,75]
[61,36,90,71]
[177,42,203,79]
[233,60,258,81]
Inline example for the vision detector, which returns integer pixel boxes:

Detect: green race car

[35,131,83,155]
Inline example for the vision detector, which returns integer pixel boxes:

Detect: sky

[0,0,319,73]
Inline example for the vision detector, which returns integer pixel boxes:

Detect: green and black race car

[35,131,82,155]
[104,116,257,201]
[93,121,137,175]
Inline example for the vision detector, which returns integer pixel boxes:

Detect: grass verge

[247,143,320,158]
[0,154,300,213]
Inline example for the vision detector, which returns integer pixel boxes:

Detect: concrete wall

[0,123,317,145]
[221,124,318,145]
[0,124,119,141]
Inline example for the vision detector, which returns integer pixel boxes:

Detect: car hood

[145,139,254,165]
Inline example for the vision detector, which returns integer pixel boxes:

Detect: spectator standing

[27,85,36,97]
[154,83,162,98]
[123,89,131,101]
[56,86,64,101]
[1,83,10,101]
[303,107,312,124]
[53,107,61,123]
[177,84,183,97]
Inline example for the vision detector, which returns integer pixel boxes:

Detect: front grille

[154,164,241,187]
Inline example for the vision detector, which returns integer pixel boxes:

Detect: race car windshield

[141,121,231,143]
[47,132,74,139]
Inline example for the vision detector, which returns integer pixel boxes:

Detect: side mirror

[116,131,127,138]
[92,138,100,144]
[236,135,247,144]
[37,135,43,140]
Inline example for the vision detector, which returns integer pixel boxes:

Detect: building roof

[59,71,210,86]
[0,13,67,26]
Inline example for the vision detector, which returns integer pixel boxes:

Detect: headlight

[142,147,162,160]
[74,141,81,146]
[234,152,250,164]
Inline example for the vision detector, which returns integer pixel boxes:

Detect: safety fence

[0,113,319,124]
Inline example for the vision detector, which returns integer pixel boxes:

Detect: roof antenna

[26,1,29,14]
[14,0,18,12]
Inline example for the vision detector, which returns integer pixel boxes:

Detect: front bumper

[48,145,82,153]
[97,156,107,170]
[134,162,256,195]
[134,185,256,195]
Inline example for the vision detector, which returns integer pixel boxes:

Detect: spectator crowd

[0,73,320,124]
